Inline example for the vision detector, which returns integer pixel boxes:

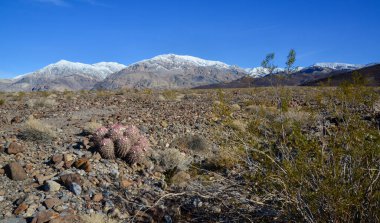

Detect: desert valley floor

[0,87,379,222]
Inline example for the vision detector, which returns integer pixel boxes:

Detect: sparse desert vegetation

[0,81,379,222]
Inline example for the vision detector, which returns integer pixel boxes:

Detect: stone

[0,196,4,202]
[68,183,82,196]
[92,193,103,202]
[44,181,61,192]
[31,210,59,223]
[36,173,57,185]
[51,154,63,164]
[44,198,62,209]
[0,218,27,223]
[63,154,74,168]
[14,203,28,215]
[5,162,27,181]
[25,204,38,217]
[120,178,133,188]
[7,142,24,154]
[60,173,81,187]
[74,158,91,172]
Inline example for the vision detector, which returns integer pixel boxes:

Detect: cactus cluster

[93,124,150,164]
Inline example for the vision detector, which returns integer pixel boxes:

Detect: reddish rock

[74,158,91,172]
[92,193,103,202]
[120,178,133,188]
[7,142,24,154]
[60,173,81,187]
[6,162,27,181]
[0,168,5,175]
[31,210,60,223]
[51,154,63,164]
[14,202,28,215]
[44,198,62,209]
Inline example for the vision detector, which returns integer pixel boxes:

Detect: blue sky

[0,0,379,78]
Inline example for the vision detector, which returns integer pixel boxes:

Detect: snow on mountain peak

[313,62,364,70]
[139,54,230,69]
[28,60,127,79]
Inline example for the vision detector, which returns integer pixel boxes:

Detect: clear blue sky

[0,0,379,78]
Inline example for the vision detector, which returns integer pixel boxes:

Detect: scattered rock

[44,181,61,192]
[74,158,91,172]
[14,203,28,215]
[0,218,27,223]
[51,154,63,164]
[120,178,133,188]
[7,142,24,155]
[92,193,103,202]
[60,173,81,187]
[31,210,60,223]
[63,154,74,168]
[5,162,27,181]
[35,173,57,185]
[44,198,62,209]
[68,183,82,196]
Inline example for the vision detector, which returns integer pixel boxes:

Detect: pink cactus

[99,138,115,159]
[94,126,109,146]
[127,144,145,164]
[109,124,126,141]
[115,136,132,158]
[124,125,141,142]
[92,124,151,164]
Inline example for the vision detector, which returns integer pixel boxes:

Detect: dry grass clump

[83,121,103,135]
[157,148,193,172]
[19,116,56,142]
[172,134,210,155]
[81,213,119,223]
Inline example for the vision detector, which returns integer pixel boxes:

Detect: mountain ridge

[0,54,377,91]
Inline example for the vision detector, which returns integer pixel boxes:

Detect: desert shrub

[172,134,210,155]
[19,116,57,142]
[83,121,103,135]
[0,98,4,106]
[14,92,26,101]
[161,89,177,100]
[212,89,232,122]
[26,98,58,108]
[155,148,192,186]
[157,148,193,172]
[239,78,380,222]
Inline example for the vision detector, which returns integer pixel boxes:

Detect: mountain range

[0,54,377,91]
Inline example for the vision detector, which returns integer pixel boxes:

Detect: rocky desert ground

[0,86,379,223]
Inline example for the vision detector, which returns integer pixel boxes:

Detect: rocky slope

[94,54,247,89]
[1,61,126,92]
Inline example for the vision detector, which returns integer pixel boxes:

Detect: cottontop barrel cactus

[92,124,150,165]
[115,136,132,158]
[99,138,115,159]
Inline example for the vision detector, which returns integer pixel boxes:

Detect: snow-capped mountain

[95,54,246,89]
[312,63,364,70]
[3,60,126,91]
[139,54,231,69]
[32,60,126,80]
